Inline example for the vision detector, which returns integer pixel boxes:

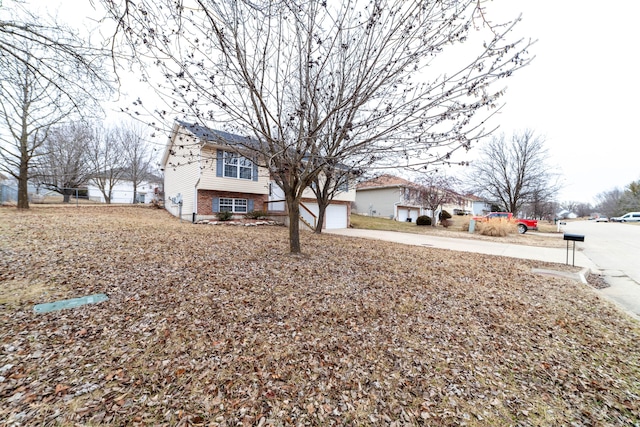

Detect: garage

[302,202,348,229]
[325,204,348,229]
[397,206,419,223]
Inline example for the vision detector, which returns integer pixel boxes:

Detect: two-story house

[161,121,355,229]
[354,174,427,222]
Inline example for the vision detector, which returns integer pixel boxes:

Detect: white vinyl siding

[199,146,269,194]
[354,187,400,218]
[163,132,200,220]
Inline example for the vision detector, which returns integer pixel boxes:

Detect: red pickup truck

[473,212,538,234]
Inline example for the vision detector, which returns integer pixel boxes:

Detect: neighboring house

[161,121,355,229]
[468,195,493,216]
[0,172,16,204]
[355,174,427,222]
[87,175,163,204]
[557,209,578,219]
[355,174,485,222]
[442,191,474,216]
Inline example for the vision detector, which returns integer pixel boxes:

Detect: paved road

[563,221,640,283]
[328,224,640,320]
[562,221,640,319]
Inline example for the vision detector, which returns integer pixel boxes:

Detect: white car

[595,216,609,222]
[611,212,640,222]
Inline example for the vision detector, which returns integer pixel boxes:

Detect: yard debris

[0,206,639,426]
[33,293,109,313]
[586,272,610,289]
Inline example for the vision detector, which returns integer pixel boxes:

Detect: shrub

[441,219,453,228]
[477,218,517,236]
[461,217,471,231]
[217,211,233,221]
[246,210,268,219]
[439,210,452,221]
[416,215,432,226]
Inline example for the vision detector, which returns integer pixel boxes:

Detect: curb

[531,267,589,284]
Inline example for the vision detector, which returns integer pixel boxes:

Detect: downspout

[192,142,204,223]
[192,176,200,223]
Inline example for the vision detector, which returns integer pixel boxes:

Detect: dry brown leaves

[1,206,639,426]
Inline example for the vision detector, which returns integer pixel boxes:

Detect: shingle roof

[357,174,418,190]
[176,120,258,147]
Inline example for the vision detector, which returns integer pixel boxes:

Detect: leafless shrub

[477,218,517,236]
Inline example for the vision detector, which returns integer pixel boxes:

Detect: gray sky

[17,0,640,205]
[467,0,640,204]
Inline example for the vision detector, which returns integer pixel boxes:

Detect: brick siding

[197,189,268,215]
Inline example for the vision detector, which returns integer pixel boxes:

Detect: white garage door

[325,204,348,229]
[397,207,408,222]
[397,207,419,223]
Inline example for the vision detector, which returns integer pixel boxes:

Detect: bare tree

[595,188,624,219]
[118,123,154,203]
[521,186,559,220]
[34,122,94,203]
[86,124,128,204]
[0,5,112,208]
[466,130,560,215]
[105,0,533,253]
[310,159,365,234]
[574,202,593,218]
[415,174,460,226]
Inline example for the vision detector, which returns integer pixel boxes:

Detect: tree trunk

[17,160,29,209]
[17,134,30,209]
[287,198,302,254]
[314,203,326,234]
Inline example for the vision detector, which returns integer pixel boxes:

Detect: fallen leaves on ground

[0,206,638,426]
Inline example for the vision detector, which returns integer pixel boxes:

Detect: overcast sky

[17,0,640,205]
[466,0,640,204]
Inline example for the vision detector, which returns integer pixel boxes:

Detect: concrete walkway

[327,228,640,321]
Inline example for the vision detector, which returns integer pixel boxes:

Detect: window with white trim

[220,198,248,213]
[223,151,253,180]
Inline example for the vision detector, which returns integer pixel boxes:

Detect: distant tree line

[594,181,640,218]
[0,1,112,208]
[32,121,158,204]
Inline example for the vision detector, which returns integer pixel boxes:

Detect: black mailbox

[563,233,585,242]
[563,233,584,266]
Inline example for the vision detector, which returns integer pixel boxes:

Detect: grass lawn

[1,206,639,426]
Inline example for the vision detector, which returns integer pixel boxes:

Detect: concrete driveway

[328,226,640,321]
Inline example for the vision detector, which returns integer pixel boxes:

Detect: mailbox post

[563,233,585,266]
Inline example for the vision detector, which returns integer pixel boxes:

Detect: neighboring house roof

[357,174,418,190]
[90,169,163,184]
[465,194,485,202]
